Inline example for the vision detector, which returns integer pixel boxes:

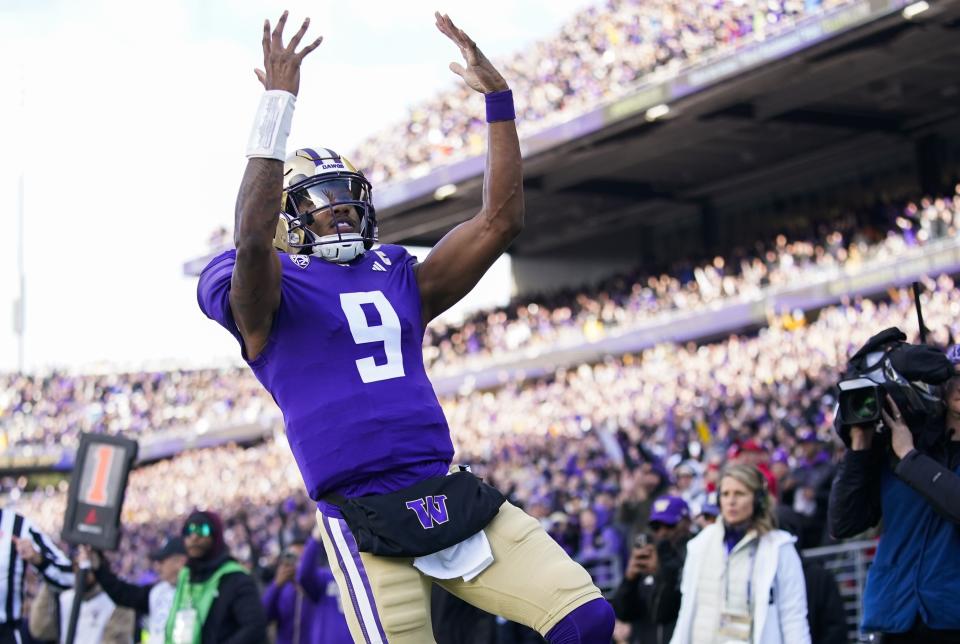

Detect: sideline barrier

[802,539,878,643]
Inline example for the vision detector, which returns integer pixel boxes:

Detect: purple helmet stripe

[301,147,324,165]
[323,147,342,162]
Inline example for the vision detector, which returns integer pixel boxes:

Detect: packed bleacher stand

[0,367,275,451]
[421,186,960,375]
[2,0,956,637]
[7,198,960,637]
[4,184,957,452]
[7,269,957,585]
[349,0,857,185]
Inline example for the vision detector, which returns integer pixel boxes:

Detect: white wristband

[246,90,296,161]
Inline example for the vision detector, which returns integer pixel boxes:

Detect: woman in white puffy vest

[670,463,810,644]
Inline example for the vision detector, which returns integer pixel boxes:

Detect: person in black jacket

[611,495,691,644]
[777,510,848,644]
[167,510,267,644]
[83,536,187,643]
[830,385,960,641]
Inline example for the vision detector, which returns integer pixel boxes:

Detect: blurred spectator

[88,537,187,644]
[617,458,670,542]
[670,464,810,643]
[672,463,705,518]
[29,557,135,644]
[731,439,779,499]
[574,508,624,593]
[693,492,719,531]
[295,533,351,643]
[783,431,836,548]
[169,510,266,644]
[612,495,692,644]
[262,539,314,644]
[777,514,847,644]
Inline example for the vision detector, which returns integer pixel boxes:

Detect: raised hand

[254,10,324,96]
[77,544,102,570]
[435,12,508,95]
[882,394,915,459]
[12,536,41,566]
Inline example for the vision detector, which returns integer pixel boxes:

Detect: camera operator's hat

[649,495,691,526]
[150,536,186,562]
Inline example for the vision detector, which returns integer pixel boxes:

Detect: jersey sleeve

[377,244,418,273]
[196,250,245,349]
[397,245,418,270]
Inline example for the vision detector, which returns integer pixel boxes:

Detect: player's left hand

[435,12,508,95]
[882,394,915,459]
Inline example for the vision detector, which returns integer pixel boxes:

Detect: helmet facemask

[280,172,378,263]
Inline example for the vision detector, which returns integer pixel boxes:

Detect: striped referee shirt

[0,508,73,624]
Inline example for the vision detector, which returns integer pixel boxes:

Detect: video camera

[836,327,952,430]
[835,282,955,442]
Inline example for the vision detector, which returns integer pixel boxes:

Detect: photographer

[830,335,960,642]
[611,495,691,644]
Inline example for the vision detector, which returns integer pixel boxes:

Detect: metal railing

[802,539,878,643]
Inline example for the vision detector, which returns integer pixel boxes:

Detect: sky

[0,0,592,373]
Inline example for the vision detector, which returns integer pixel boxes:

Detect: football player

[199,11,614,644]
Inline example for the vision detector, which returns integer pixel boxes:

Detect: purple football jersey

[198,245,453,502]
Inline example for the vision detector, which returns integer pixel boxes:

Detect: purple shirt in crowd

[297,537,352,643]
[262,580,315,644]
[198,245,454,503]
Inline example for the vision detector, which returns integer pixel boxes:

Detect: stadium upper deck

[184,0,960,303]
[372,0,960,276]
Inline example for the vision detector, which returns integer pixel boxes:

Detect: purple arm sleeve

[261,582,282,622]
[296,536,325,603]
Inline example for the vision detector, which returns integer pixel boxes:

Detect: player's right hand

[254,10,324,97]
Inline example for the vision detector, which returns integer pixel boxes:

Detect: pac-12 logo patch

[289,255,311,269]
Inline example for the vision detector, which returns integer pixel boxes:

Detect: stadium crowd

[350,0,857,185]
[3,0,956,640]
[8,274,954,595]
[422,186,960,375]
[5,185,957,453]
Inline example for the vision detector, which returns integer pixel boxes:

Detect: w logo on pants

[405,495,450,529]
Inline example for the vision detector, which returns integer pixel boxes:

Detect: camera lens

[838,382,882,425]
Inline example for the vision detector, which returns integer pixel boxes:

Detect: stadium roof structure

[376,0,960,260]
